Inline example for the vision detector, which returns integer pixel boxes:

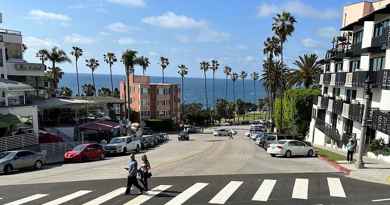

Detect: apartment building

[308,0,390,149]
[119,74,180,124]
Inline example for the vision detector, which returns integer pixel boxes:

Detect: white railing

[345,73,353,87]
[342,103,350,119]
[328,99,334,112]
[330,74,336,86]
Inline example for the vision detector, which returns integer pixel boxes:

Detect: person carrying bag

[140,154,151,191]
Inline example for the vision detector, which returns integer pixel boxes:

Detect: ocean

[59,73,265,106]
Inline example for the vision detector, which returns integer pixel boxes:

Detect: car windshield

[0,152,11,159]
[73,144,87,152]
[278,140,288,144]
[110,138,124,144]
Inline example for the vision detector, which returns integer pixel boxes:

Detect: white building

[308,1,390,150]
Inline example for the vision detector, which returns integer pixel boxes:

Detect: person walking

[346,138,356,163]
[140,154,151,191]
[125,154,144,195]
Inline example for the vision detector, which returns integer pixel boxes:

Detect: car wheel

[34,160,43,170]
[122,148,127,155]
[270,154,276,157]
[285,150,292,158]
[4,164,13,174]
[136,146,140,153]
[307,149,314,157]
[100,153,105,160]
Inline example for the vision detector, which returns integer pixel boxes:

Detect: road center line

[124,185,172,205]
[327,177,346,198]
[209,181,243,204]
[252,179,276,202]
[165,183,208,205]
[372,198,390,202]
[4,194,48,205]
[292,178,308,200]
[83,187,126,205]
[42,190,91,205]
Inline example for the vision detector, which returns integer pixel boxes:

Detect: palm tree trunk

[181,76,184,124]
[225,75,228,99]
[204,72,208,110]
[233,81,236,123]
[126,69,131,122]
[92,71,96,96]
[212,71,215,124]
[280,41,284,132]
[143,67,145,76]
[109,64,114,94]
[162,68,165,83]
[76,59,80,96]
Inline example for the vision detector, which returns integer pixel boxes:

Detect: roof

[78,120,121,132]
[341,4,390,31]
[0,79,34,92]
[36,96,124,109]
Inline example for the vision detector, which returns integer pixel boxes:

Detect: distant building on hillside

[119,74,180,124]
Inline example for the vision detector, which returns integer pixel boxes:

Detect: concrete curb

[318,156,351,175]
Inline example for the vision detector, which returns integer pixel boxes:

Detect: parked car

[159,133,169,142]
[104,136,141,155]
[260,133,299,149]
[142,127,154,135]
[254,133,265,145]
[141,135,156,148]
[0,150,46,174]
[267,140,315,158]
[64,144,105,162]
[178,131,190,141]
[229,129,237,135]
[250,124,265,134]
[250,131,263,140]
[213,128,231,136]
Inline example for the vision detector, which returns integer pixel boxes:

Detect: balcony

[371,27,390,50]
[345,72,353,87]
[352,71,369,88]
[346,43,362,57]
[318,96,329,109]
[323,73,331,85]
[6,62,46,76]
[371,70,390,89]
[342,102,364,122]
[369,109,390,135]
[333,99,343,115]
[327,99,334,112]
[335,72,346,86]
[330,74,336,86]
[325,48,347,60]
[342,103,350,119]
[315,119,342,145]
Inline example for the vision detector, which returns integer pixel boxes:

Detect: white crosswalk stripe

[252,179,276,202]
[292,178,308,200]
[165,183,208,205]
[124,185,172,205]
[42,190,92,205]
[4,194,48,205]
[83,187,126,205]
[209,181,243,204]
[327,177,346,198]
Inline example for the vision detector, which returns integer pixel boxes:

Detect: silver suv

[0,150,46,174]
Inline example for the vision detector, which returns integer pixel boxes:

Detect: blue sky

[2,0,350,78]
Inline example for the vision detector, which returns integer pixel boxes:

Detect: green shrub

[368,139,384,153]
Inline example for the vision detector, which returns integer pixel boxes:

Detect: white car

[250,131,263,140]
[267,140,315,158]
[104,136,141,154]
[213,128,231,136]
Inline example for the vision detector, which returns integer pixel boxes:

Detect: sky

[1,0,351,78]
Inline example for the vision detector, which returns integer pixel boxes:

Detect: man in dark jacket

[125,154,144,195]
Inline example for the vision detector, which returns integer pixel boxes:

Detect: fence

[40,142,78,164]
[0,134,38,152]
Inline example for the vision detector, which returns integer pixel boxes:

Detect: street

[1,126,390,204]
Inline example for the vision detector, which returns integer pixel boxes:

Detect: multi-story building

[308,0,390,149]
[119,74,180,124]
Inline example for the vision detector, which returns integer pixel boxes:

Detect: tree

[239,71,248,101]
[215,99,234,121]
[223,66,232,99]
[160,57,169,83]
[70,47,83,96]
[290,54,321,88]
[210,60,219,111]
[138,56,150,76]
[36,49,48,65]
[178,64,188,124]
[98,87,112,97]
[113,88,120,98]
[182,103,210,126]
[200,61,210,110]
[251,72,259,103]
[121,49,140,121]
[85,58,100,95]
[82,84,96,96]
[59,86,72,97]
[231,72,239,121]
[104,52,117,93]
[43,47,71,95]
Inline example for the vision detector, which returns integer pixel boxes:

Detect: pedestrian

[140,154,151,191]
[125,154,144,195]
[346,138,356,163]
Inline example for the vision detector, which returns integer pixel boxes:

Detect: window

[374,19,390,37]
[325,64,330,72]
[369,56,385,71]
[352,90,357,100]
[335,63,343,72]
[336,88,340,97]
[349,60,360,72]
[332,88,336,97]
[352,30,363,45]
[323,87,328,95]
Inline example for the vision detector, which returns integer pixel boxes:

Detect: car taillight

[277,145,283,149]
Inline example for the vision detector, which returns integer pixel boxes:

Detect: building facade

[120,74,180,123]
[308,0,390,150]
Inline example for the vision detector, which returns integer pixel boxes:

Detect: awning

[0,78,34,92]
[79,120,121,132]
[0,114,22,128]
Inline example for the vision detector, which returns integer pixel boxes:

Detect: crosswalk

[2,177,348,205]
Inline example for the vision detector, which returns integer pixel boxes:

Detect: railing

[325,49,347,60]
[335,72,346,86]
[315,119,342,146]
[345,72,353,87]
[318,96,329,109]
[330,74,336,86]
[327,99,334,112]
[323,73,331,85]
[350,103,364,122]
[352,71,369,87]
[371,27,390,49]
[371,70,390,89]
[342,103,351,118]
[347,43,362,57]
[0,35,3,42]
[369,109,390,136]
[333,99,343,115]
[313,96,318,105]
[0,134,38,152]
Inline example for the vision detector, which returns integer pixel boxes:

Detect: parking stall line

[209,181,243,204]
[123,185,172,205]
[252,179,276,202]
[4,194,48,205]
[327,177,346,198]
[164,183,209,205]
[83,187,126,205]
[42,190,92,205]
[292,178,308,200]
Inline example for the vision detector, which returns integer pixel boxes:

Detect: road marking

[165,183,208,205]
[124,185,172,205]
[209,181,243,204]
[4,194,48,205]
[83,187,126,205]
[327,177,346,198]
[252,179,276,202]
[372,198,390,202]
[42,190,91,205]
[292,178,308,200]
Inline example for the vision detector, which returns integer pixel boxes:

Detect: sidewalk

[317,145,390,185]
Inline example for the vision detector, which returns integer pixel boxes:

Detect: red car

[64,144,105,162]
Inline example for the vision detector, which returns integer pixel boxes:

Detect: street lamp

[356,75,372,169]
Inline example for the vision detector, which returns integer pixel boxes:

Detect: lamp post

[356,75,372,169]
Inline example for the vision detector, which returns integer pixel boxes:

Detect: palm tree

[291,54,321,88]
[36,49,48,65]
[251,72,259,102]
[70,47,83,96]
[60,86,72,97]
[223,66,232,99]
[200,61,210,110]
[210,60,219,112]
[177,64,188,124]
[160,57,169,83]
[121,49,140,121]
[103,52,117,93]
[82,84,96,96]
[98,87,112,96]
[231,72,239,122]
[138,56,151,76]
[239,71,248,101]
[85,58,100,96]
[43,47,71,95]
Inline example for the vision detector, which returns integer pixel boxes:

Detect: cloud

[24,36,57,48]
[64,33,96,45]
[237,44,248,50]
[107,0,146,8]
[148,51,159,56]
[176,35,191,43]
[142,12,207,29]
[196,28,230,43]
[301,38,322,48]
[29,9,71,22]
[99,31,110,36]
[244,56,255,62]
[106,22,129,32]
[317,26,339,38]
[257,0,339,20]
[117,37,135,45]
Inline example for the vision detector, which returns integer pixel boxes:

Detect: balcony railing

[347,43,363,57]
[330,74,336,86]
[371,70,390,89]
[335,72,346,86]
[315,119,342,146]
[345,72,353,87]
[369,109,390,135]
[341,102,364,122]
[325,49,347,60]
[352,71,369,87]
[371,27,390,49]
[342,103,351,119]
[318,96,329,109]
[323,73,331,85]
[327,99,334,112]
[333,99,343,115]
